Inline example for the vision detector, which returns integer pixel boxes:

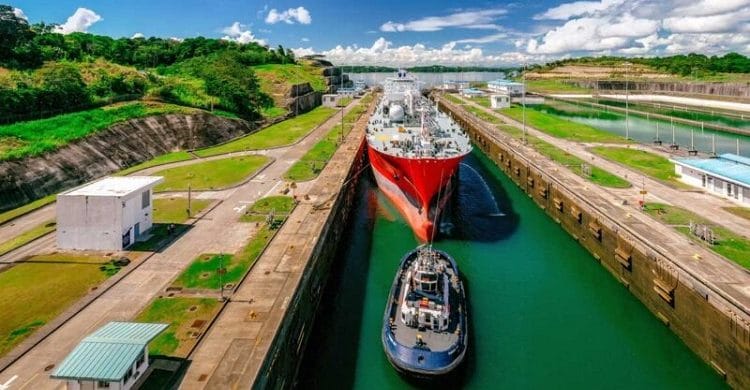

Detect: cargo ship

[382,245,468,376]
[366,70,471,241]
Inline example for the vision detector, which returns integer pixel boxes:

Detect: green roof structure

[51,322,168,382]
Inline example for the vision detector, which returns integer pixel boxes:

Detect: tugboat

[382,245,468,377]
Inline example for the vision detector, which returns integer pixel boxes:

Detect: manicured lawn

[172,253,235,290]
[337,97,353,107]
[500,105,626,143]
[590,146,686,186]
[116,151,195,176]
[0,102,196,161]
[444,94,465,105]
[284,99,370,181]
[152,198,213,223]
[645,203,750,270]
[723,207,750,222]
[525,79,591,94]
[261,106,288,119]
[0,220,56,256]
[464,104,503,124]
[0,194,56,224]
[241,196,296,223]
[531,137,631,188]
[0,253,116,357]
[135,297,220,357]
[153,155,269,192]
[128,197,212,252]
[473,96,491,108]
[194,106,336,157]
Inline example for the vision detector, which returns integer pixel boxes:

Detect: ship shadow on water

[439,153,519,242]
[295,174,377,390]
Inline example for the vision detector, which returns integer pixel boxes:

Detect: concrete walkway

[0,98,367,389]
[455,94,750,240]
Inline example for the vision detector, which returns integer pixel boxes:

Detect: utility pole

[187,183,192,218]
[340,106,344,143]
[218,253,225,301]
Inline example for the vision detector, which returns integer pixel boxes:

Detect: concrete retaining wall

[576,80,750,100]
[439,99,750,389]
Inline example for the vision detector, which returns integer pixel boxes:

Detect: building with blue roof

[51,322,168,390]
[487,79,525,95]
[672,153,750,205]
[460,88,485,98]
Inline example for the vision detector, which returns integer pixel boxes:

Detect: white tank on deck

[389,103,405,122]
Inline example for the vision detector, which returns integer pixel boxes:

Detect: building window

[137,353,145,368]
[97,381,110,388]
[141,191,150,209]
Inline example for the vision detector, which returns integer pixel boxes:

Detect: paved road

[456,95,750,239]
[0,99,364,389]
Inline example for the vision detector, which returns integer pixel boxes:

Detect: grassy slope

[0,102,197,161]
[116,151,195,176]
[195,106,336,157]
[525,79,591,94]
[252,63,327,93]
[153,155,269,192]
[645,203,750,269]
[0,254,114,356]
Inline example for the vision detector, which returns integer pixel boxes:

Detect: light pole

[522,62,527,144]
[624,61,631,140]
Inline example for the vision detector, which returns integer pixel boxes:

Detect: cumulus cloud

[265,6,311,24]
[221,22,266,46]
[55,8,102,34]
[526,0,750,57]
[13,7,27,20]
[293,37,545,66]
[380,9,506,32]
[131,32,145,39]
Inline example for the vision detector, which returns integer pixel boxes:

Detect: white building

[672,153,750,205]
[57,176,164,251]
[441,80,470,91]
[460,88,485,98]
[51,322,168,390]
[322,94,340,107]
[490,93,510,109]
[487,79,525,95]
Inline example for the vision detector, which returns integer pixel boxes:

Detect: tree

[0,4,34,66]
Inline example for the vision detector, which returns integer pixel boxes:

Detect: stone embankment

[0,113,254,211]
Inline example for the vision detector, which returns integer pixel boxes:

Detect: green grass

[0,194,56,224]
[0,102,197,161]
[252,63,327,93]
[590,146,686,186]
[501,105,626,143]
[337,97,353,107]
[284,100,368,181]
[261,106,288,119]
[0,220,56,256]
[194,106,336,157]
[116,151,195,176]
[532,137,631,188]
[645,203,750,269]
[153,198,213,224]
[171,253,235,290]
[525,79,591,94]
[153,155,269,192]
[723,207,750,222]
[0,253,115,357]
[135,297,220,357]
[250,196,296,214]
[444,94,465,105]
[474,96,491,108]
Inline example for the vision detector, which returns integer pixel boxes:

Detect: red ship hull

[368,146,465,242]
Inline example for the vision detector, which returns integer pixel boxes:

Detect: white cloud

[293,37,546,66]
[452,33,508,45]
[663,8,750,33]
[671,0,750,16]
[55,8,102,34]
[535,0,625,20]
[221,22,266,46]
[301,37,310,42]
[131,32,145,39]
[13,7,27,20]
[380,9,506,32]
[265,6,311,24]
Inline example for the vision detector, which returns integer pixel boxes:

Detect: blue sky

[10,0,750,65]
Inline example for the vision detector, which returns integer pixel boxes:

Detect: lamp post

[624,61,631,140]
[522,62,527,145]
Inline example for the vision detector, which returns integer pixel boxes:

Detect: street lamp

[522,62,527,144]
[624,61,631,140]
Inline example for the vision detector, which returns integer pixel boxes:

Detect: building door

[701,175,706,187]
[728,184,733,197]
[134,223,141,238]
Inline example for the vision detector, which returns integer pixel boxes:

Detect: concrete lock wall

[439,99,750,389]
[253,138,368,389]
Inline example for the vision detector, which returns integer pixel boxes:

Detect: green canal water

[535,101,750,155]
[297,150,726,389]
